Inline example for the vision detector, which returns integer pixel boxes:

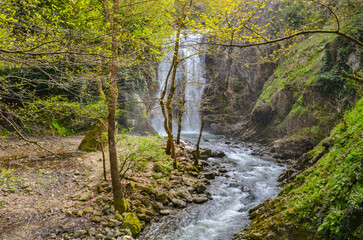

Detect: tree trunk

[194,113,204,167]
[102,0,127,214]
[176,83,186,144]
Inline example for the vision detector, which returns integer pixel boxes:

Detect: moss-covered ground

[239,97,363,240]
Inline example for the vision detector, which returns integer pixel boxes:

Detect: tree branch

[0,111,59,157]
[343,70,363,84]
[209,29,363,48]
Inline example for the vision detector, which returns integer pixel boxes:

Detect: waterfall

[151,33,207,134]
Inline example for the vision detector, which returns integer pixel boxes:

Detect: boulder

[193,196,208,204]
[176,187,193,202]
[120,236,134,240]
[211,151,226,158]
[74,229,87,238]
[204,172,216,179]
[92,216,103,223]
[156,191,169,205]
[200,148,212,158]
[78,119,108,152]
[182,177,196,186]
[83,207,94,214]
[160,209,171,215]
[121,213,141,236]
[219,168,228,173]
[172,199,187,208]
[196,183,207,193]
[78,192,91,201]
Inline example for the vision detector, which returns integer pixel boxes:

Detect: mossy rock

[138,185,156,196]
[121,212,141,236]
[78,119,108,152]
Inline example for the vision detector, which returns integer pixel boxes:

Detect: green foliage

[280,2,306,28]
[117,131,171,180]
[277,97,363,239]
[312,36,359,99]
[0,127,11,138]
[313,70,348,98]
[289,104,308,117]
[51,120,71,136]
[256,34,329,106]
[19,96,108,134]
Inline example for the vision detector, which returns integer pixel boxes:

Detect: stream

[138,133,284,240]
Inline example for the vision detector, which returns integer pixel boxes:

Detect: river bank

[138,133,284,240]
[1,133,286,240]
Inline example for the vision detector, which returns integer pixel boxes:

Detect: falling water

[151,33,207,134]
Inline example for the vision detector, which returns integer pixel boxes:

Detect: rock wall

[204,33,362,159]
[117,62,158,135]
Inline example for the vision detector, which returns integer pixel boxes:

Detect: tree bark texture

[102,0,127,214]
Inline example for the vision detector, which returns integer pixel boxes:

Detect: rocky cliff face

[204,33,362,159]
[203,45,277,133]
[117,62,158,135]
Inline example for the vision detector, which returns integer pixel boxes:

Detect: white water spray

[151,33,207,134]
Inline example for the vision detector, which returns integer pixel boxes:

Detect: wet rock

[196,183,207,193]
[185,146,195,153]
[120,236,134,240]
[172,199,187,208]
[193,196,208,204]
[199,160,210,166]
[177,187,193,202]
[199,148,212,160]
[219,168,228,173]
[211,151,226,158]
[204,172,216,179]
[229,183,239,188]
[160,209,171,215]
[137,213,151,222]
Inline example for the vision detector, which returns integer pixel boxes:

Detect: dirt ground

[0,135,110,240]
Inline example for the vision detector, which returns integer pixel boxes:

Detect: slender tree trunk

[176,83,186,144]
[159,0,192,169]
[99,119,107,181]
[102,0,126,214]
[194,113,204,167]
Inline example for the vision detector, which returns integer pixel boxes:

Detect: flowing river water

[138,133,285,240]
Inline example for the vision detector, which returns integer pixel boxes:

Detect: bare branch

[0,111,59,157]
[209,29,363,49]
